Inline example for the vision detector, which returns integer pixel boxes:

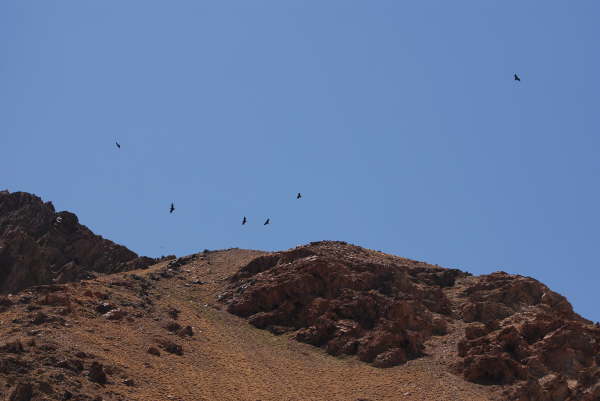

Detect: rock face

[220,241,466,367]
[455,272,600,400]
[221,242,600,399]
[0,190,153,293]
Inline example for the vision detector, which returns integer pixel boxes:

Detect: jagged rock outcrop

[0,190,153,293]
[220,241,467,367]
[220,242,600,399]
[455,272,600,400]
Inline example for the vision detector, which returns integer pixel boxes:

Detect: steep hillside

[0,235,598,400]
[221,241,600,400]
[0,190,153,293]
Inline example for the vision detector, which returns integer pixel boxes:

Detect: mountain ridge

[0,191,598,400]
[0,190,154,294]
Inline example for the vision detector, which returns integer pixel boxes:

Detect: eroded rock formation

[455,272,600,400]
[0,190,153,293]
[220,241,466,367]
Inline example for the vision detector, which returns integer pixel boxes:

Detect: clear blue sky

[2,1,599,322]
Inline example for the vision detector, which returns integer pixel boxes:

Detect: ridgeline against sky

[1,2,598,322]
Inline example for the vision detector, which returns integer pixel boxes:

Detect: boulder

[88,362,107,384]
[8,382,33,401]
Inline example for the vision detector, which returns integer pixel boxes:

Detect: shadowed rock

[88,362,107,384]
[8,382,33,401]
[0,191,153,293]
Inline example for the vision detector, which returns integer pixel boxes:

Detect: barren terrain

[1,247,504,401]
[1,192,598,401]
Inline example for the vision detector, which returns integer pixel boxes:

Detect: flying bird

[242,216,247,225]
[514,74,521,82]
[116,142,121,148]
[264,218,270,225]
[170,203,175,213]
[297,193,302,199]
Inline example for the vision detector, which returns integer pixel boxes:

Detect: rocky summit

[0,191,153,293]
[0,191,598,401]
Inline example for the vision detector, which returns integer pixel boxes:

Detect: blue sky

[1,1,599,322]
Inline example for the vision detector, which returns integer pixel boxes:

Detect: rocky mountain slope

[0,243,597,400]
[219,241,600,400]
[0,192,598,400]
[0,247,495,401]
[0,191,153,293]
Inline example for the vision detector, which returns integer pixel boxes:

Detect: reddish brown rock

[103,308,127,320]
[88,362,107,384]
[56,358,84,373]
[221,242,600,397]
[40,292,71,306]
[0,295,13,312]
[462,353,527,385]
[8,382,33,401]
[455,272,600,399]
[178,325,194,337]
[541,374,571,400]
[158,340,183,355]
[464,322,489,340]
[372,348,407,368]
[221,241,466,367]
[95,302,116,314]
[0,340,25,354]
[165,321,182,333]
[0,190,154,294]
[459,272,575,325]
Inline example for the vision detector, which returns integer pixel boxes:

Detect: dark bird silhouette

[116,142,121,148]
[264,218,270,225]
[170,203,175,213]
[514,74,521,82]
[242,216,247,225]
[297,192,302,199]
